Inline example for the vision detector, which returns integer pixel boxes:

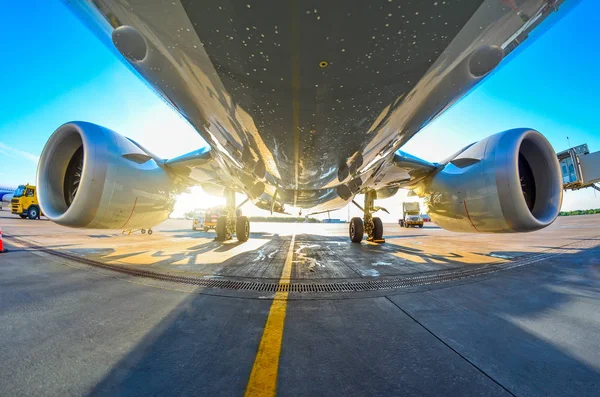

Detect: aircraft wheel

[236,216,250,242]
[141,229,146,234]
[349,217,364,243]
[216,216,229,241]
[373,217,383,240]
[148,229,153,235]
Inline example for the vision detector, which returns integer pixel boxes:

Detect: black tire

[372,217,383,240]
[141,229,146,234]
[419,224,423,228]
[19,214,27,219]
[399,220,404,227]
[148,229,153,235]
[216,216,229,241]
[349,217,364,243]
[27,206,39,220]
[203,226,210,232]
[236,216,250,242]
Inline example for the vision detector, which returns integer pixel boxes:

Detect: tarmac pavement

[1,210,599,396]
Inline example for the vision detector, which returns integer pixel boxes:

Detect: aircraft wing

[163,146,272,202]
[163,147,226,194]
[369,151,439,192]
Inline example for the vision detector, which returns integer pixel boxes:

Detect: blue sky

[1,0,598,214]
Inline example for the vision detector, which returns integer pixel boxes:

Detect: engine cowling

[417,129,562,233]
[37,121,179,229]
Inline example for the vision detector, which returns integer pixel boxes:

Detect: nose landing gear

[215,189,250,242]
[349,190,386,244]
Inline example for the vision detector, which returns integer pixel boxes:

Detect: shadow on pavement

[84,243,600,396]
[8,230,565,280]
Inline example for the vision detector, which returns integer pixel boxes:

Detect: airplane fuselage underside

[64,0,557,212]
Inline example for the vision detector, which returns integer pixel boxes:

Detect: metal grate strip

[4,234,596,295]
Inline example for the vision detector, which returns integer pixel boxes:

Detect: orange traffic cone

[0,225,5,253]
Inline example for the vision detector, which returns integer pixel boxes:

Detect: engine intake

[37,122,178,229]
[418,129,562,233]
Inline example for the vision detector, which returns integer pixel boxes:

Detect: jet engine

[417,129,562,233]
[37,121,179,229]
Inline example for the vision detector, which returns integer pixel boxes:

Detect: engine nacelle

[37,122,179,229]
[417,129,562,233]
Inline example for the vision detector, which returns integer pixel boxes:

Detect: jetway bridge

[558,144,600,192]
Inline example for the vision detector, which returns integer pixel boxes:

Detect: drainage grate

[5,234,586,294]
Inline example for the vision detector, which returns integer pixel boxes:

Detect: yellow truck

[11,184,42,219]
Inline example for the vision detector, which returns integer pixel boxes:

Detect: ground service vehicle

[193,207,222,232]
[399,202,423,228]
[37,1,566,245]
[192,213,205,231]
[11,184,42,219]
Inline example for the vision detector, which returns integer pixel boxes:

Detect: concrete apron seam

[384,296,517,397]
[244,233,296,397]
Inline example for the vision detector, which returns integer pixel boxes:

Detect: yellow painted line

[244,234,296,397]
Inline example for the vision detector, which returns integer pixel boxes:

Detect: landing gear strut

[349,190,385,244]
[215,189,250,242]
